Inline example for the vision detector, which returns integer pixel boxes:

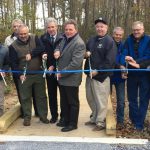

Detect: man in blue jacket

[110,27,126,130]
[121,21,150,131]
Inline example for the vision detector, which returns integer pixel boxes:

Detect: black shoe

[50,118,57,124]
[56,121,67,127]
[59,118,65,123]
[61,125,77,132]
[40,118,49,124]
[23,119,31,126]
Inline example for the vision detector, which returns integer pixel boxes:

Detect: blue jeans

[127,73,150,130]
[113,82,125,124]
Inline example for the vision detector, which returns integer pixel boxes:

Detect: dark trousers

[13,75,23,116]
[46,74,59,120]
[127,73,150,129]
[59,85,79,127]
[32,86,38,116]
[111,82,125,124]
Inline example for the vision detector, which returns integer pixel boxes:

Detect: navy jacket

[120,34,150,76]
[84,34,117,82]
[121,34,150,65]
[139,59,150,68]
[111,41,125,84]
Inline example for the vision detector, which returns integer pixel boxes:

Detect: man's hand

[20,75,26,82]
[121,72,128,79]
[48,65,54,75]
[54,51,60,59]
[91,70,98,77]
[125,56,140,68]
[85,51,91,58]
[26,54,31,61]
[120,65,128,79]
[128,62,140,68]
[42,53,48,60]
[125,56,136,63]
[48,65,54,71]
[56,73,61,80]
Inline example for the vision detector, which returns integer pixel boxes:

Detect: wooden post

[106,95,116,135]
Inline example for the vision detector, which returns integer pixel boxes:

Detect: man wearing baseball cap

[94,17,107,25]
[84,17,117,131]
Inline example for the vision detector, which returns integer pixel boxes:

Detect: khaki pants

[0,81,4,116]
[86,77,110,127]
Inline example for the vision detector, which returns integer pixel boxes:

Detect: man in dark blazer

[54,19,86,132]
[41,17,63,123]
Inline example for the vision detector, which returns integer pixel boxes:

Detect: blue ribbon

[0,68,150,74]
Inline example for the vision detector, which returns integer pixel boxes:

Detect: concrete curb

[0,135,148,144]
[0,103,21,133]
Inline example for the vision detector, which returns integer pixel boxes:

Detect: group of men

[0,16,150,132]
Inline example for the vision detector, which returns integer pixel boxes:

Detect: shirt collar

[48,33,57,40]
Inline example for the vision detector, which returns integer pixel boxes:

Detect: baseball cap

[95,17,107,25]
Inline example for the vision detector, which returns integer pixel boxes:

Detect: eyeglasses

[133,29,142,32]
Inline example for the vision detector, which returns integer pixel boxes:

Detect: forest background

[0,0,150,43]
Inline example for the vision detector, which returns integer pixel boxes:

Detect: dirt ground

[111,85,150,140]
[4,83,18,113]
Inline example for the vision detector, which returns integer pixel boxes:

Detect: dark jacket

[111,41,125,84]
[139,59,150,68]
[121,34,150,65]
[9,35,44,78]
[120,34,150,76]
[40,32,63,69]
[0,44,9,80]
[84,34,117,82]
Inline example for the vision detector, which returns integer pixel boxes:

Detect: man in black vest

[9,24,49,126]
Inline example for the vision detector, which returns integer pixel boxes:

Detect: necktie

[51,36,54,46]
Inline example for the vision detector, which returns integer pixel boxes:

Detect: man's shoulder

[5,35,16,46]
[104,34,114,42]
[5,35,11,40]
[74,34,85,46]
[0,44,8,53]
[57,32,64,38]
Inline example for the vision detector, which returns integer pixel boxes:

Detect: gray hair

[45,17,58,28]
[113,27,124,34]
[12,19,23,27]
[17,24,29,33]
[132,21,144,29]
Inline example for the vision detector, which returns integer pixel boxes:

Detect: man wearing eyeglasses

[120,21,150,131]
